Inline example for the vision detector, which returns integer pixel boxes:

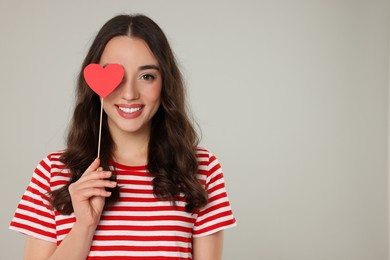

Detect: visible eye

[140,74,156,81]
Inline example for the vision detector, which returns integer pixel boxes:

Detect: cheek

[102,93,119,115]
[145,85,162,103]
[104,87,121,103]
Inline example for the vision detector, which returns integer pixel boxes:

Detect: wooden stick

[97,97,104,158]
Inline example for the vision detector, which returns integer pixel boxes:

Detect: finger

[84,158,101,174]
[76,187,112,198]
[74,180,117,190]
[69,181,115,197]
[80,170,112,182]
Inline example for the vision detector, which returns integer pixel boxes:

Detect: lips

[118,106,142,113]
[115,104,144,119]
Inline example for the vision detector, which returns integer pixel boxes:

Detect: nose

[121,74,139,101]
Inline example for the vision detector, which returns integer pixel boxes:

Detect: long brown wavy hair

[50,14,208,214]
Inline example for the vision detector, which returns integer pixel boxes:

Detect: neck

[109,125,150,166]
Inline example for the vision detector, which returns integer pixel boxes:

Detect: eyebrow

[102,63,160,71]
[138,64,160,71]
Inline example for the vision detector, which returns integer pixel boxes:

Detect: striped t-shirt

[10,148,236,259]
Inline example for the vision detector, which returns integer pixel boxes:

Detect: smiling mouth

[117,106,143,114]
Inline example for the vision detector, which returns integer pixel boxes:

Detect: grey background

[1,0,389,259]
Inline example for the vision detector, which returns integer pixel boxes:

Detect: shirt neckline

[109,160,148,171]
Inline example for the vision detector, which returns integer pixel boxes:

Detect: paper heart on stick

[83,63,125,98]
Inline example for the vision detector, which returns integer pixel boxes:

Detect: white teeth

[118,106,142,113]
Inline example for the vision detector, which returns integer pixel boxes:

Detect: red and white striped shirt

[10,148,236,259]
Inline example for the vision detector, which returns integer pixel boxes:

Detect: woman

[10,14,236,259]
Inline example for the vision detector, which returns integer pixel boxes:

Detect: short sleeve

[193,151,237,237]
[9,156,57,243]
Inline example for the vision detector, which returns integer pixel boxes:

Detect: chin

[119,123,149,134]
[119,126,142,133]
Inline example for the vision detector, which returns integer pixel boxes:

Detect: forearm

[47,222,97,260]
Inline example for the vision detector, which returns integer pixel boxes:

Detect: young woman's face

[99,36,162,137]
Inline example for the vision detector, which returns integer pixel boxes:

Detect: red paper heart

[83,63,124,98]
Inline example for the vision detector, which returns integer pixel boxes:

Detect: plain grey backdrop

[1,1,389,259]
